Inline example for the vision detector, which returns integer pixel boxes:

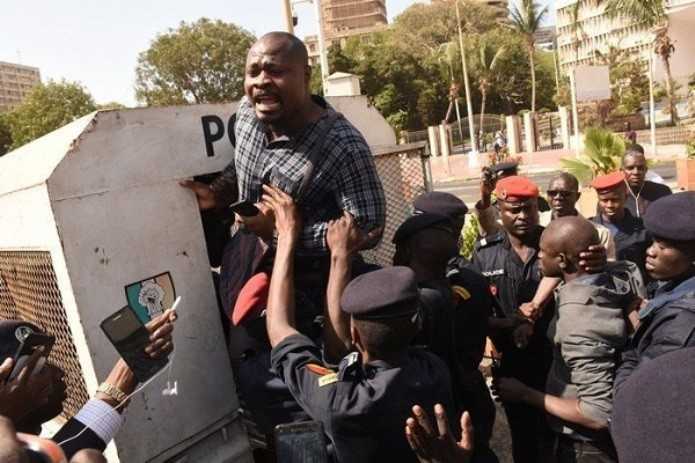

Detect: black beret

[612,347,695,462]
[0,320,42,362]
[413,192,468,219]
[393,213,453,244]
[341,266,418,320]
[490,161,519,175]
[643,192,695,241]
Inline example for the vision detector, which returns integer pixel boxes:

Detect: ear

[558,252,568,270]
[305,65,312,86]
[350,322,362,352]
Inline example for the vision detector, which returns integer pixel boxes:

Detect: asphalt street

[433,162,677,206]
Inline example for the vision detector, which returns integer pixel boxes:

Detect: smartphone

[229,199,260,217]
[100,306,168,383]
[275,421,328,463]
[9,333,55,382]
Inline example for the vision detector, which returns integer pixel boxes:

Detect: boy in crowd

[495,216,644,463]
[262,185,455,462]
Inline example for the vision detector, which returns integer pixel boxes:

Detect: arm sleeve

[474,201,501,237]
[614,346,640,396]
[599,228,617,261]
[270,333,337,417]
[561,334,618,426]
[298,136,386,252]
[53,399,121,458]
[210,161,239,208]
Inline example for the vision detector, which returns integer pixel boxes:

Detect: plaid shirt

[211,96,385,255]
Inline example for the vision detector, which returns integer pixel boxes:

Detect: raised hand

[327,212,383,258]
[261,185,301,241]
[405,404,474,463]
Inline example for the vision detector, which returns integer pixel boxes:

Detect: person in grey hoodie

[494,216,644,463]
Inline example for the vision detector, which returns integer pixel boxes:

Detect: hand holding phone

[100,306,170,383]
[229,199,260,218]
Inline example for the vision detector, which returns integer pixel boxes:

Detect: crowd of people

[2,31,695,463]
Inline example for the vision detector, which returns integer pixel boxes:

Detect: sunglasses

[547,190,575,198]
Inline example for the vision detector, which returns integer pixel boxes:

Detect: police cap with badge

[494,175,540,202]
[413,192,468,220]
[392,212,456,245]
[341,266,419,321]
[643,191,695,242]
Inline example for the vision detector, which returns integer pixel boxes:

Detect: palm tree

[560,127,626,184]
[510,0,548,113]
[476,42,505,141]
[604,0,678,125]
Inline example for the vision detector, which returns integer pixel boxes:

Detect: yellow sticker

[452,285,471,301]
[318,373,338,387]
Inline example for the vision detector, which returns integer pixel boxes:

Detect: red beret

[232,272,269,326]
[591,171,626,191]
[495,176,539,201]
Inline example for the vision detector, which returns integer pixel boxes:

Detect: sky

[1,0,553,106]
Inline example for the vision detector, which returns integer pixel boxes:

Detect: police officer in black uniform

[262,185,455,463]
[614,192,695,393]
[393,212,498,462]
[469,175,554,463]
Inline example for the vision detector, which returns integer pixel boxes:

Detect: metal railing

[362,142,431,267]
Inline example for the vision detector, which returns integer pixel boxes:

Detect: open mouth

[254,93,281,112]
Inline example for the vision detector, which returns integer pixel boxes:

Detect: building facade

[0,61,41,112]
[320,0,388,46]
[555,0,695,79]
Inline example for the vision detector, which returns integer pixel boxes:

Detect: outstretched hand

[262,185,301,240]
[327,212,383,258]
[579,244,607,273]
[405,404,474,463]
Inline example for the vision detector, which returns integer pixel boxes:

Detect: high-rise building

[321,0,388,46]
[432,0,510,22]
[555,0,695,77]
[0,61,41,112]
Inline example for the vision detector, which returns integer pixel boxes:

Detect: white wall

[327,95,397,148]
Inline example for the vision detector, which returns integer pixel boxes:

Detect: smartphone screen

[275,422,328,463]
[101,306,168,383]
[229,200,260,217]
[9,333,55,381]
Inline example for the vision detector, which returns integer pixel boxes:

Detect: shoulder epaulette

[475,233,504,250]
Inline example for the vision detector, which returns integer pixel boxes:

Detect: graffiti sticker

[124,272,176,323]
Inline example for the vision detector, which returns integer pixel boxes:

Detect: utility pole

[455,0,478,156]
[648,49,657,156]
[282,0,294,34]
[569,67,580,156]
[314,0,330,93]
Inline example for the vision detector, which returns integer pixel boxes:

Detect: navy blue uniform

[469,228,554,463]
[614,275,695,394]
[271,333,455,463]
[591,210,650,277]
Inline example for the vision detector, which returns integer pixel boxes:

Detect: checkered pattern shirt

[211,96,385,255]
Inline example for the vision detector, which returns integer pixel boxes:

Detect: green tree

[135,18,255,106]
[0,113,12,156]
[5,80,96,150]
[97,101,127,110]
[604,0,678,124]
[595,47,649,115]
[509,0,548,113]
[475,41,505,136]
[561,127,626,184]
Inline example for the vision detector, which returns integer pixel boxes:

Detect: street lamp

[284,0,330,94]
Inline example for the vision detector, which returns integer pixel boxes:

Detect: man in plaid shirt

[183,32,385,256]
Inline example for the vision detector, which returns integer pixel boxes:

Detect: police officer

[393,212,498,462]
[469,175,554,463]
[263,185,455,463]
[614,192,695,394]
[590,171,650,277]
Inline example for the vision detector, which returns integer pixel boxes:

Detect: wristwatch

[97,382,128,405]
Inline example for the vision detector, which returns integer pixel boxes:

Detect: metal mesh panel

[362,144,431,267]
[0,251,90,418]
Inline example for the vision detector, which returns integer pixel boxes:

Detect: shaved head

[252,32,309,66]
[543,216,599,259]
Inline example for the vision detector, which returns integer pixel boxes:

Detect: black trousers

[549,435,618,463]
